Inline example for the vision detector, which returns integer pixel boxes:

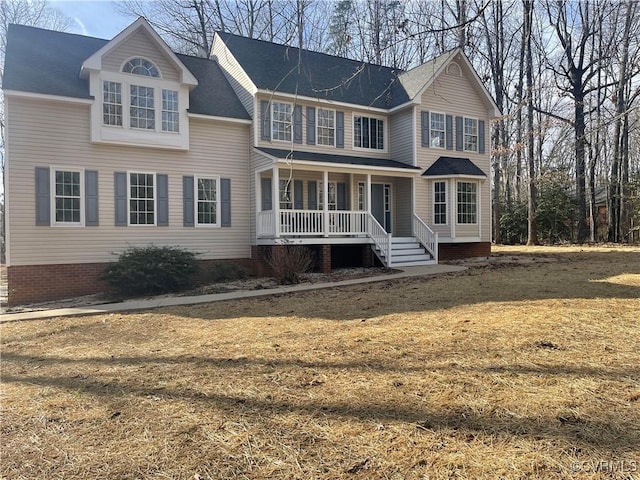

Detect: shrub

[266,243,313,284]
[206,262,248,283]
[102,245,199,296]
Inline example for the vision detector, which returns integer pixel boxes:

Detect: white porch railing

[329,211,368,235]
[257,210,276,237]
[280,210,324,235]
[367,213,392,267]
[413,213,438,263]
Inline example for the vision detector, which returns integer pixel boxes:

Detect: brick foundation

[7,257,253,307]
[438,242,491,261]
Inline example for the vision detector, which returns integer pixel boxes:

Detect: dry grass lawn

[1,245,639,479]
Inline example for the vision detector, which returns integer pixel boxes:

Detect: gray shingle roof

[2,24,249,120]
[217,32,411,109]
[421,157,487,177]
[256,147,420,170]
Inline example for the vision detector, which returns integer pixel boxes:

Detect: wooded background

[2,0,639,250]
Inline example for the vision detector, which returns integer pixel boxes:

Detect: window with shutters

[195,176,219,226]
[317,108,335,146]
[464,117,478,152]
[128,172,156,225]
[52,168,84,225]
[430,112,445,148]
[272,102,293,142]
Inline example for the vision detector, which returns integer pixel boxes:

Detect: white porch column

[366,173,372,213]
[273,166,280,238]
[323,170,329,237]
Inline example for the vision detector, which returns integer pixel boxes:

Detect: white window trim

[352,113,387,153]
[51,166,85,227]
[430,111,446,149]
[99,72,181,135]
[127,171,157,227]
[433,180,448,225]
[456,180,478,225]
[318,181,338,210]
[271,101,293,143]
[357,181,366,211]
[194,175,221,227]
[120,56,163,80]
[463,117,479,153]
[316,107,336,147]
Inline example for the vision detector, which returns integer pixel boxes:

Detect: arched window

[122,57,160,78]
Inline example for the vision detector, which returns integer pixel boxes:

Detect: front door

[371,183,392,233]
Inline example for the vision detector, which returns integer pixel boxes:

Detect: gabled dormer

[80,18,198,150]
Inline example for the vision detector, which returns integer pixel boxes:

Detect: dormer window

[122,57,160,77]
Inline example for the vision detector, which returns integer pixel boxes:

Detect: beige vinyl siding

[256,94,390,159]
[102,28,180,82]
[212,38,255,117]
[6,97,251,266]
[413,58,491,242]
[389,108,414,166]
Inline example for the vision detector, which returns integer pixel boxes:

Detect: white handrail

[412,213,438,263]
[367,213,392,267]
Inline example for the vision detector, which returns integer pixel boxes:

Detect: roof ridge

[8,23,109,42]
[216,30,405,73]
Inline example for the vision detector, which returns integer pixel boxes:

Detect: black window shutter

[478,120,486,154]
[221,178,231,227]
[183,176,194,227]
[261,177,272,211]
[336,111,345,148]
[308,181,317,209]
[157,174,169,226]
[446,115,453,150]
[114,172,127,226]
[85,170,99,226]
[294,180,303,209]
[306,106,316,145]
[455,116,463,151]
[260,100,271,141]
[337,182,347,210]
[421,111,429,147]
[293,105,303,144]
[35,167,51,226]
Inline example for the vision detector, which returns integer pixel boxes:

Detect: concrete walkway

[0,264,465,323]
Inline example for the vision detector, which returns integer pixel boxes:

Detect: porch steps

[374,236,437,267]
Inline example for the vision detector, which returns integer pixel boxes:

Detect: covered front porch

[253,148,438,266]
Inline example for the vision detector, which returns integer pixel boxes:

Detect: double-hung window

[317,108,335,146]
[53,169,83,225]
[457,181,477,224]
[272,102,292,142]
[196,176,219,226]
[129,172,155,225]
[434,181,447,224]
[103,81,122,126]
[162,89,179,132]
[430,112,445,148]
[130,85,155,130]
[354,116,384,150]
[464,117,478,152]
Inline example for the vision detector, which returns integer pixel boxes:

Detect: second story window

[464,117,478,152]
[317,108,335,146]
[103,81,122,126]
[354,115,384,150]
[162,89,179,132]
[430,112,445,148]
[130,85,155,130]
[272,102,292,142]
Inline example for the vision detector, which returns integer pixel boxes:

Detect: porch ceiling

[255,147,420,173]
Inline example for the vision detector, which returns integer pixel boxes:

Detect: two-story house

[2,18,499,306]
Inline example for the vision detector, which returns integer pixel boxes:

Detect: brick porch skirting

[438,242,491,261]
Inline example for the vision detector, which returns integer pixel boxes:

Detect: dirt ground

[1,245,639,479]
